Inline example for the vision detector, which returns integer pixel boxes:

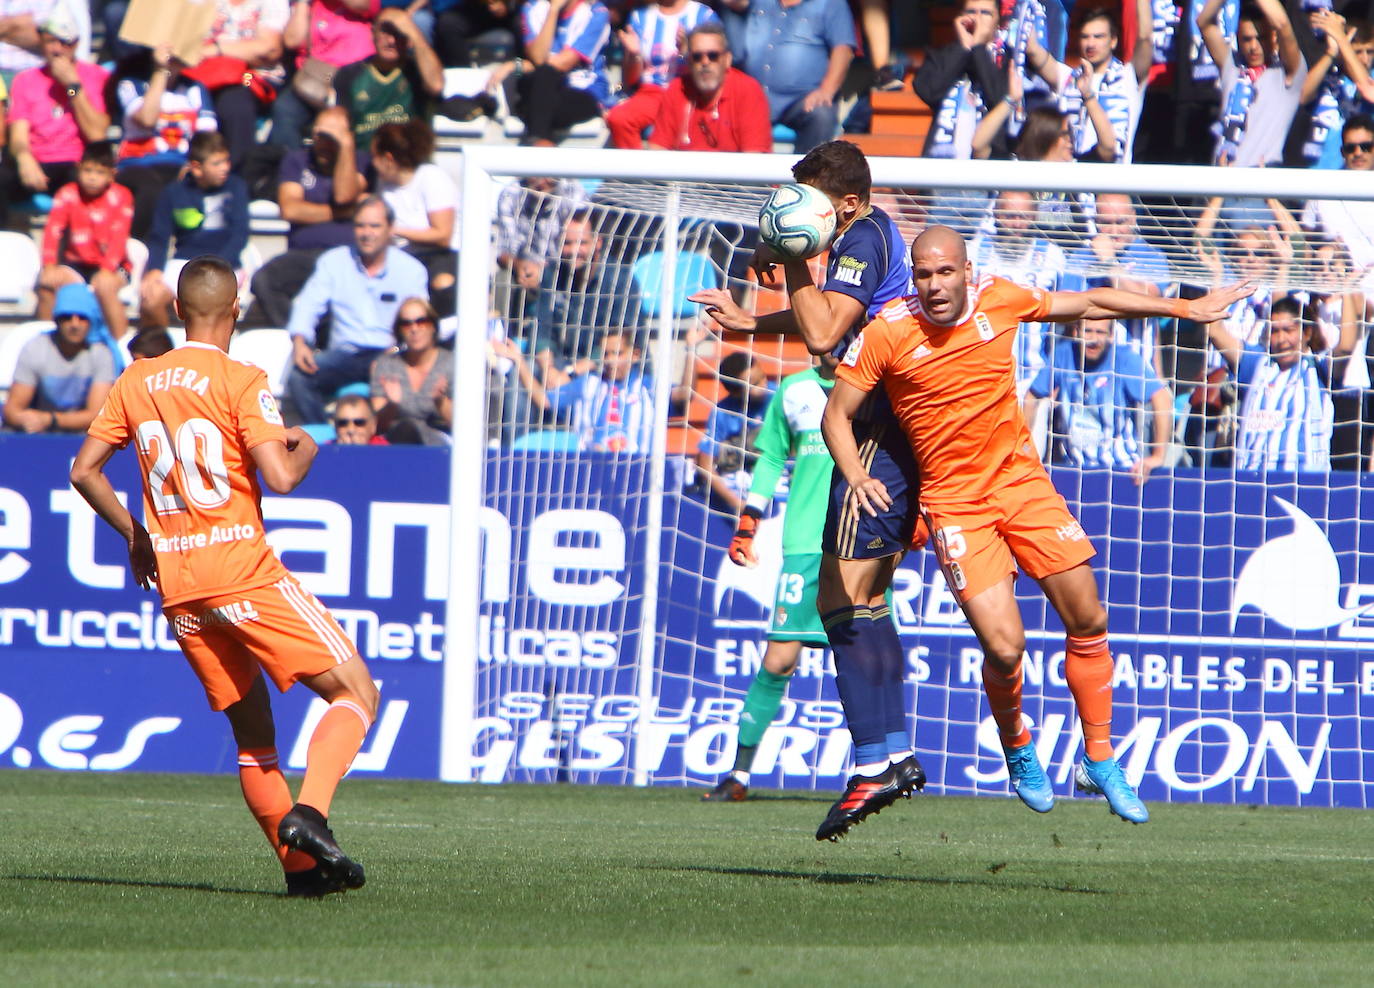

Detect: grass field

[3,771,1373,986]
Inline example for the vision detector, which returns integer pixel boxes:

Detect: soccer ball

[758,184,837,260]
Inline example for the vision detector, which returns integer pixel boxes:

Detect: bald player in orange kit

[70,256,379,896]
[823,226,1248,823]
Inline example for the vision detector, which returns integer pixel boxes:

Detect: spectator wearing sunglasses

[331,394,390,445]
[645,22,770,152]
[1300,114,1374,272]
[370,297,454,445]
[607,0,719,149]
[2,282,114,434]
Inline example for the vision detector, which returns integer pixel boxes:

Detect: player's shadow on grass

[7,874,281,897]
[654,864,1110,895]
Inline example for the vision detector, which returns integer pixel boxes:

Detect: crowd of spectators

[2,0,1374,478]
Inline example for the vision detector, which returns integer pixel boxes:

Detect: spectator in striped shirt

[1024,0,1154,161]
[1023,316,1173,482]
[1209,295,1335,471]
[493,329,655,452]
[607,0,719,149]
[486,0,612,146]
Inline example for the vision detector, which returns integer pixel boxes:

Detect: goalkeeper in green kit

[703,354,846,802]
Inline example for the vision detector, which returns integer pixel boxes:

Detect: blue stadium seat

[772,123,797,143]
[631,251,722,320]
[301,423,336,444]
[511,429,579,451]
[336,382,371,399]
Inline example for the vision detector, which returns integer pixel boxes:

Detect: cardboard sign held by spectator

[119,0,217,67]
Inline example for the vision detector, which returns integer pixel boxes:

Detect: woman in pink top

[270,0,379,148]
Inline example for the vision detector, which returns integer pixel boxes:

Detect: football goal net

[441,146,1374,810]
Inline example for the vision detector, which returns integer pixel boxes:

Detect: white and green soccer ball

[758,183,837,260]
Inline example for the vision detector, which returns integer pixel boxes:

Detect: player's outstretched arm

[820,379,891,518]
[252,427,319,494]
[1048,282,1252,324]
[70,436,159,590]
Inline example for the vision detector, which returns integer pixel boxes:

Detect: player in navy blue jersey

[691,141,926,841]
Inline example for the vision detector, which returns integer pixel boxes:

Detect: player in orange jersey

[823,226,1248,823]
[69,256,379,896]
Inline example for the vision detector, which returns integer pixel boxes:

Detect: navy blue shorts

[822,417,921,559]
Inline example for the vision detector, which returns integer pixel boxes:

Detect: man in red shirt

[646,22,771,153]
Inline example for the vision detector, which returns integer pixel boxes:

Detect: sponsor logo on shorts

[259,390,283,426]
[171,600,261,638]
[867,537,885,549]
[947,560,967,591]
[1057,522,1086,542]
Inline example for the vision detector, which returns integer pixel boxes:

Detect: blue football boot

[1003,742,1055,813]
[1075,757,1149,824]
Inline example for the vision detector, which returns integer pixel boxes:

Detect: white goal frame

[443,146,1374,784]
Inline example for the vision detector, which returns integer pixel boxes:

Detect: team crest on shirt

[841,335,864,366]
[259,389,283,425]
[974,312,994,340]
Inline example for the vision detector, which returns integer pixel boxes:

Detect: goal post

[443,146,1374,807]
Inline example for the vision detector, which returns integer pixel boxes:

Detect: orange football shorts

[921,471,1096,604]
[165,574,358,711]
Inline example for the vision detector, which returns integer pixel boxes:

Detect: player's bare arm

[251,427,320,494]
[1047,282,1252,324]
[820,379,892,517]
[690,284,865,355]
[70,436,159,590]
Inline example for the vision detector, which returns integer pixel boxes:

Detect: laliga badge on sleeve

[842,335,864,366]
[259,390,284,426]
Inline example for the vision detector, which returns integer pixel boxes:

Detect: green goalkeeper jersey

[744,367,835,557]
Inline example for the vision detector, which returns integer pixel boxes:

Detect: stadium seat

[630,251,721,320]
[237,242,265,310]
[337,381,371,399]
[249,199,290,236]
[503,109,607,142]
[771,123,797,144]
[0,321,51,391]
[301,422,336,444]
[0,232,41,308]
[434,68,496,139]
[119,237,149,311]
[511,428,579,451]
[228,328,294,396]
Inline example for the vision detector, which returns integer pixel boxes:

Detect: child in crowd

[37,141,134,341]
[139,131,249,330]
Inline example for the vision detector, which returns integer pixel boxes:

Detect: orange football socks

[237,747,314,872]
[982,661,1031,749]
[295,696,373,819]
[1065,633,1114,762]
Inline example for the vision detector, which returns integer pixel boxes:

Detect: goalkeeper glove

[728,509,761,568]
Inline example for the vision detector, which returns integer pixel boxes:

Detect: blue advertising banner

[2,435,1372,807]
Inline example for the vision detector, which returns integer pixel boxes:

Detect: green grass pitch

[3,770,1374,986]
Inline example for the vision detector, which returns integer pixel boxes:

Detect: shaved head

[911,225,972,324]
[177,256,239,322]
[912,225,967,265]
